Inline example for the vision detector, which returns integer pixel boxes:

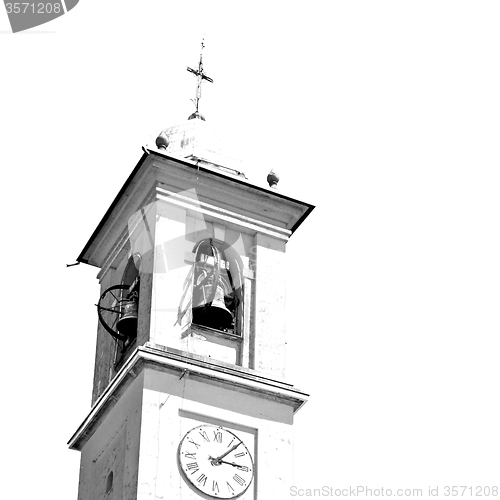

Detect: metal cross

[187,39,213,116]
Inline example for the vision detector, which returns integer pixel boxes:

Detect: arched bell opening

[116,254,141,344]
[97,254,141,353]
[191,239,243,335]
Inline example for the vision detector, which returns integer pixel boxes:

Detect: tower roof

[76,148,314,267]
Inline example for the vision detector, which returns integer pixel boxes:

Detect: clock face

[178,424,254,498]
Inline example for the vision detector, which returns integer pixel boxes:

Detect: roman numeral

[237,465,250,472]
[197,473,207,486]
[213,430,222,443]
[187,438,201,449]
[212,480,219,493]
[199,429,210,442]
[227,437,236,448]
[184,452,196,460]
[234,452,245,458]
[186,462,199,474]
[233,474,246,486]
[226,481,234,492]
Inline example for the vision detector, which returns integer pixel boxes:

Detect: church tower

[68,46,314,499]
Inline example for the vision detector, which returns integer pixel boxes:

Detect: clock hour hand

[219,460,247,470]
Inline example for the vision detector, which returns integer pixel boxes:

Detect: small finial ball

[267,170,279,189]
[155,131,169,150]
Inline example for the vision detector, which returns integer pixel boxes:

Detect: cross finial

[187,39,213,120]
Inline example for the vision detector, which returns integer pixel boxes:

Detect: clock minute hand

[213,441,242,462]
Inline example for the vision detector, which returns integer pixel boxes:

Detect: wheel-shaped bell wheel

[97,284,138,341]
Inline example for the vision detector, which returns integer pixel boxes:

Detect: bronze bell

[192,283,233,330]
[116,299,138,337]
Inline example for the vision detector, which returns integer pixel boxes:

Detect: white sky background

[1,1,500,497]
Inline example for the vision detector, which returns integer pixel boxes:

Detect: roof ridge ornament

[187,39,213,121]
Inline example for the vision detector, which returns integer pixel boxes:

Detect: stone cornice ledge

[68,344,309,451]
[154,185,292,242]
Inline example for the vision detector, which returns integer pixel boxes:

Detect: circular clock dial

[178,424,254,498]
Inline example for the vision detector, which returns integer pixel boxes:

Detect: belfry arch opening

[191,239,243,336]
[114,254,141,361]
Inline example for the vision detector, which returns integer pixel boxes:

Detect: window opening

[105,471,114,494]
[97,254,141,360]
[191,239,242,335]
[115,254,141,352]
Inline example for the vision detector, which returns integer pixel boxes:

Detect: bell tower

[68,52,314,499]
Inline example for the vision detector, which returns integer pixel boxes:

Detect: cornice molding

[155,185,291,241]
[78,151,314,269]
[68,344,308,451]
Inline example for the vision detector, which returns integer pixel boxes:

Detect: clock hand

[219,460,248,470]
[212,441,242,462]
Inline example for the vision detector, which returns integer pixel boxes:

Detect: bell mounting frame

[97,284,135,342]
